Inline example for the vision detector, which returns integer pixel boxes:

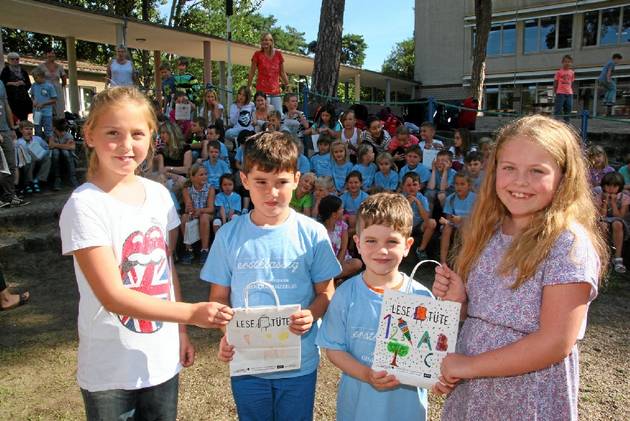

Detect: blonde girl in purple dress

[432,115,607,420]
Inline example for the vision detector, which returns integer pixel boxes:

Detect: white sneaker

[613,258,626,274]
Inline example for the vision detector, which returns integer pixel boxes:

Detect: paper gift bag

[175,103,192,121]
[371,260,461,389]
[28,141,48,161]
[227,281,301,376]
[422,149,439,169]
[0,147,9,175]
[183,218,200,245]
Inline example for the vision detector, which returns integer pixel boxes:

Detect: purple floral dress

[442,225,599,421]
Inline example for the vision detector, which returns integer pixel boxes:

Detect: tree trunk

[311,0,346,100]
[141,0,151,89]
[471,0,492,110]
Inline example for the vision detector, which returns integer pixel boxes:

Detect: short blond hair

[357,192,413,237]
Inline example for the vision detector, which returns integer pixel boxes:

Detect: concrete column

[219,61,227,105]
[410,85,416,100]
[65,36,79,114]
[370,87,375,102]
[354,73,361,102]
[0,28,4,70]
[154,51,162,102]
[394,90,398,102]
[115,23,125,47]
[385,79,391,105]
[203,41,212,86]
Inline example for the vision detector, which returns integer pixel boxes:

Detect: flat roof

[0,0,419,92]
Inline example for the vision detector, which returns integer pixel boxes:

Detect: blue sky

[159,0,415,72]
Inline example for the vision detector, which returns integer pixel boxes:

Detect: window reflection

[601,7,621,45]
[540,17,556,50]
[583,11,598,46]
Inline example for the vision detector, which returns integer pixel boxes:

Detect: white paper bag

[0,147,9,175]
[183,218,200,245]
[32,110,42,125]
[371,260,461,389]
[227,281,301,376]
[422,148,439,169]
[311,134,319,153]
[175,103,192,121]
[28,141,47,161]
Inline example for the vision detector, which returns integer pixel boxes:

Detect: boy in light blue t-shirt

[426,150,457,212]
[30,67,57,139]
[310,135,333,177]
[202,140,231,190]
[201,131,341,421]
[317,192,434,421]
[398,145,431,188]
[439,172,477,264]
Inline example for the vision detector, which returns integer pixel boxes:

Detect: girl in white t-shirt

[59,87,233,420]
[340,109,361,163]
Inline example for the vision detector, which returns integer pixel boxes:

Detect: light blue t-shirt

[219,142,229,163]
[399,164,431,185]
[317,273,431,421]
[311,153,332,177]
[17,136,49,163]
[298,154,311,175]
[443,191,477,217]
[430,168,457,190]
[411,192,430,226]
[374,170,399,191]
[200,210,341,379]
[598,59,615,81]
[31,81,57,117]
[203,159,231,189]
[214,191,242,215]
[332,161,353,192]
[235,145,245,164]
[619,166,630,186]
[341,190,369,215]
[352,162,377,190]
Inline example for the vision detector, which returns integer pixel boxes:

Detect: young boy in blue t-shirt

[202,140,231,190]
[201,131,341,421]
[398,145,430,189]
[30,67,57,139]
[401,172,436,261]
[426,149,457,212]
[317,192,434,421]
[439,172,476,264]
[310,134,333,177]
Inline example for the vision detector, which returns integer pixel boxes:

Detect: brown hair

[242,131,298,174]
[357,192,413,237]
[83,87,157,180]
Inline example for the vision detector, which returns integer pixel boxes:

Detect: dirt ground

[1,250,629,421]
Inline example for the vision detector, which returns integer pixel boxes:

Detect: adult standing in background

[106,45,137,87]
[0,52,32,122]
[247,32,289,117]
[37,48,67,117]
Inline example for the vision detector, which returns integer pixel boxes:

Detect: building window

[475,22,516,56]
[524,15,572,53]
[583,6,630,46]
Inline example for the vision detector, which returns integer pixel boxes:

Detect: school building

[414,0,630,116]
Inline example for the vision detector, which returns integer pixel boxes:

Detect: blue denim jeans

[230,370,317,421]
[554,94,573,122]
[51,148,76,179]
[81,374,179,421]
[267,95,283,118]
[35,115,53,139]
[600,79,617,105]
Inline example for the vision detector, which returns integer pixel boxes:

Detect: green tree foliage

[340,34,366,68]
[381,37,415,80]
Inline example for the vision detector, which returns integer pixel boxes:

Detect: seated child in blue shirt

[330,140,353,193]
[352,144,377,191]
[398,145,430,189]
[464,151,484,193]
[233,129,256,211]
[401,172,436,261]
[206,124,230,163]
[340,170,369,231]
[439,172,476,264]
[426,149,457,212]
[212,173,242,232]
[310,134,333,177]
[202,131,342,421]
[48,118,79,190]
[16,120,51,194]
[374,152,399,191]
[181,163,215,265]
[317,192,434,421]
[295,138,311,175]
[202,140,231,190]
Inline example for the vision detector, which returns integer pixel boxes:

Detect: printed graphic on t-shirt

[238,109,252,128]
[119,226,171,333]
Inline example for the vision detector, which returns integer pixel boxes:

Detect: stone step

[0,224,61,270]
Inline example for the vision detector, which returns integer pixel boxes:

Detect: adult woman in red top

[247,32,289,117]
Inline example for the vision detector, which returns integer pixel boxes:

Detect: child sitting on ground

[595,172,628,273]
[341,171,370,231]
[419,121,444,151]
[202,140,231,192]
[426,150,457,211]
[180,164,215,265]
[401,172,436,261]
[374,152,399,192]
[311,175,336,220]
[318,195,363,281]
[290,172,316,216]
[439,172,477,265]
[48,118,79,190]
[282,92,310,148]
[388,125,420,168]
[212,173,242,233]
[296,139,311,175]
[464,151,484,192]
[205,131,341,421]
[187,116,209,161]
[340,109,361,162]
[206,124,230,163]
[330,140,353,193]
[266,110,282,132]
[352,144,377,191]
[16,120,51,194]
[169,92,194,137]
[398,145,431,190]
[449,128,473,171]
[317,192,433,421]
[306,103,341,139]
[588,145,615,190]
[310,134,333,178]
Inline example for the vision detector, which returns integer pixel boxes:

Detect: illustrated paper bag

[175,103,192,120]
[227,281,301,376]
[310,134,319,153]
[182,218,200,245]
[372,260,461,389]
[422,148,439,169]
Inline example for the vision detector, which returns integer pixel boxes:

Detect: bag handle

[243,281,281,309]
[407,259,441,296]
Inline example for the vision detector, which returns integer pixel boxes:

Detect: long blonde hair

[83,87,157,180]
[455,115,607,288]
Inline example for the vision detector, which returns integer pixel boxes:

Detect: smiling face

[255,95,267,110]
[591,153,606,169]
[354,223,413,280]
[86,102,151,183]
[261,34,274,50]
[205,91,217,104]
[191,167,208,187]
[346,176,362,193]
[240,167,299,225]
[368,121,381,138]
[495,135,562,230]
[332,145,346,163]
[298,175,314,194]
[420,126,434,141]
